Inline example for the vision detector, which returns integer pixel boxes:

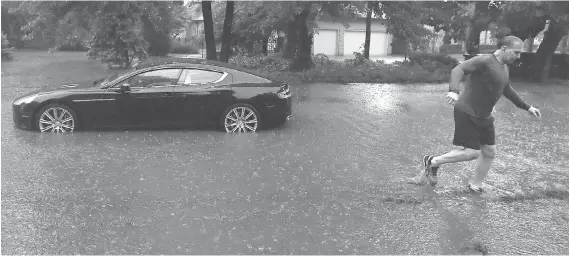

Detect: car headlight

[13,94,38,105]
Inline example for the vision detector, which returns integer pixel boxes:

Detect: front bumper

[261,97,292,127]
[13,104,34,130]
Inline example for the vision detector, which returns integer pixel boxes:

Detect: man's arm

[503,83,530,110]
[449,55,487,93]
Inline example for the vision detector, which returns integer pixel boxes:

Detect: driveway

[2,51,568,254]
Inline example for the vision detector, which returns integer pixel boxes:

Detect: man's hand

[445,92,459,105]
[527,106,541,120]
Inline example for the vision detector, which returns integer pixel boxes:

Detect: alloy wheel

[224,106,258,132]
[38,107,75,133]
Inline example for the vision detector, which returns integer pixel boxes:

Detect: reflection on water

[346,83,404,113]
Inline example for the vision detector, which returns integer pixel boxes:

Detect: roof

[135,57,281,82]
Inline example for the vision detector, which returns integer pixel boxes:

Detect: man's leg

[469,144,496,187]
[468,118,496,191]
[407,147,480,185]
[430,147,480,167]
[408,108,481,185]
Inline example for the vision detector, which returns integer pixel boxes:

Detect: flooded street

[2,54,569,254]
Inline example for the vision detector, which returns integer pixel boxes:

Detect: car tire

[35,103,80,132]
[221,103,261,132]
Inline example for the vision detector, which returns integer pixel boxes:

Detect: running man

[408,35,542,192]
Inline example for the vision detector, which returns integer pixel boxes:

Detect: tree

[372,1,432,57]
[363,1,372,59]
[462,1,503,54]
[18,1,188,67]
[201,1,217,60]
[86,2,149,68]
[219,1,234,62]
[142,1,189,57]
[290,1,314,71]
[420,1,468,45]
[499,1,569,82]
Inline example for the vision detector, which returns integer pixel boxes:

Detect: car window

[126,68,183,88]
[182,69,224,85]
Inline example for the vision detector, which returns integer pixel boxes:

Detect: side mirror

[118,83,131,93]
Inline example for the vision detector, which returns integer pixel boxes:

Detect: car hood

[14,81,102,102]
[31,80,100,95]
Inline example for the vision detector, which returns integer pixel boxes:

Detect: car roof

[135,57,281,82]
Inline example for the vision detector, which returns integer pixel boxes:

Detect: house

[173,4,204,47]
[179,10,394,57]
[312,17,393,57]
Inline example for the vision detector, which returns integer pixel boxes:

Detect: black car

[12,58,292,133]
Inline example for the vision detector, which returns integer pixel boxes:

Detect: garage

[313,29,338,56]
[343,31,388,56]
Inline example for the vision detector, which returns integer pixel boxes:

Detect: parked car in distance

[12,58,292,133]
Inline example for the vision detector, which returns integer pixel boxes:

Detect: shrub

[229,55,291,72]
[1,31,13,61]
[170,44,199,54]
[56,37,89,52]
[408,52,459,68]
[218,54,452,84]
[270,62,448,84]
[509,52,569,80]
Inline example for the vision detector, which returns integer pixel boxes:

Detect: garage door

[313,29,337,56]
[343,31,388,56]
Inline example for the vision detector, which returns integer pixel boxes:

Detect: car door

[95,68,181,128]
[170,68,230,127]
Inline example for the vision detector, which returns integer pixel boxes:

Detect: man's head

[496,36,523,64]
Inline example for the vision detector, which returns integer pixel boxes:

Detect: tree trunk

[219,1,234,63]
[262,38,268,56]
[464,20,482,54]
[363,1,372,59]
[123,49,130,68]
[201,1,217,61]
[290,4,313,71]
[283,19,298,59]
[275,35,284,52]
[530,21,565,82]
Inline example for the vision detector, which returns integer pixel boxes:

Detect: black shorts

[452,108,495,150]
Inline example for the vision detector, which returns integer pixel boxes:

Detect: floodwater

[2,53,569,254]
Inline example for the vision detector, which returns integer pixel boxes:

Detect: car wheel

[222,103,260,133]
[36,104,79,133]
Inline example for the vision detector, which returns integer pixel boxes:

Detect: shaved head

[495,35,523,65]
[497,36,523,50]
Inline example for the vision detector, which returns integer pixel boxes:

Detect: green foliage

[496,1,569,40]
[373,2,432,46]
[170,44,199,54]
[408,52,460,69]
[229,54,291,72]
[86,2,149,68]
[2,30,13,61]
[56,36,88,51]
[17,1,189,67]
[228,54,454,84]
[142,1,189,56]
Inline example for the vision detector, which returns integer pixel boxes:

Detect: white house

[179,11,394,57]
[312,17,393,57]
